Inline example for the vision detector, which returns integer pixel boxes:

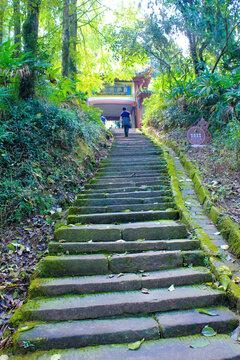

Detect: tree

[0,0,7,44]
[19,0,41,98]
[13,0,21,51]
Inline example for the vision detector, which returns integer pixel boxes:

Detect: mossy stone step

[92,175,169,184]
[69,202,175,214]
[156,307,238,338]
[67,210,179,225]
[108,250,205,273]
[98,168,167,175]
[85,179,170,190]
[54,221,188,242]
[49,239,199,255]
[99,160,167,167]
[35,250,204,278]
[29,267,211,298]
[10,285,224,323]
[13,307,238,354]
[13,316,160,354]
[97,171,166,178]
[101,165,167,171]
[73,196,172,207]
[79,188,171,197]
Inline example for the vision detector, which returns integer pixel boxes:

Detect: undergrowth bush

[0,98,107,225]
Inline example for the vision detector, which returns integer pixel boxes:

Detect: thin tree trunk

[69,0,77,82]
[19,0,41,99]
[62,0,70,77]
[13,0,21,51]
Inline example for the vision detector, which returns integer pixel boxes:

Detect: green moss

[228,225,240,256]
[209,206,222,224]
[9,305,31,328]
[227,280,240,309]
[28,279,47,299]
[196,185,208,204]
[68,207,80,215]
[192,172,203,192]
[194,228,218,255]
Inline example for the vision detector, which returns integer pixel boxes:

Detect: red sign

[187,126,205,145]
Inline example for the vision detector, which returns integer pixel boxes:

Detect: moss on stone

[228,225,240,257]
[196,185,209,205]
[227,280,240,310]
[192,172,203,192]
[194,228,219,255]
[68,206,80,215]
[209,206,222,224]
[28,279,48,299]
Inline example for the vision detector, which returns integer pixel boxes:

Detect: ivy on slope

[0,99,108,225]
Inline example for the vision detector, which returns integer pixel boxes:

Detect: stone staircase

[10,130,240,359]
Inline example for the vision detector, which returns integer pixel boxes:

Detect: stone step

[38,250,204,278]
[14,334,240,359]
[73,196,172,207]
[14,317,160,354]
[69,202,175,214]
[54,221,188,242]
[85,179,170,190]
[67,210,179,225]
[156,307,238,338]
[98,171,166,178]
[49,239,200,255]
[36,250,204,277]
[29,267,211,298]
[109,151,162,156]
[93,175,169,185]
[13,307,238,354]
[98,165,167,172]
[14,285,224,322]
[102,165,166,171]
[80,187,171,196]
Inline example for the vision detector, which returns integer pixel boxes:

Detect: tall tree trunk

[0,1,7,44]
[62,0,70,77]
[69,0,77,82]
[13,0,21,51]
[19,0,41,99]
[186,30,200,77]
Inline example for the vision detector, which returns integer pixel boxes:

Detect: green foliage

[0,98,107,225]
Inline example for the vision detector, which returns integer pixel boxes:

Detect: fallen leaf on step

[220,244,229,250]
[233,277,240,283]
[88,240,93,243]
[190,341,209,349]
[232,259,237,263]
[142,273,150,277]
[50,355,62,360]
[59,240,66,243]
[117,273,125,278]
[168,284,175,292]
[108,274,115,278]
[202,325,217,337]
[116,240,126,243]
[128,338,145,350]
[214,232,221,235]
[20,324,35,331]
[139,269,145,273]
[197,309,219,316]
[141,288,149,294]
